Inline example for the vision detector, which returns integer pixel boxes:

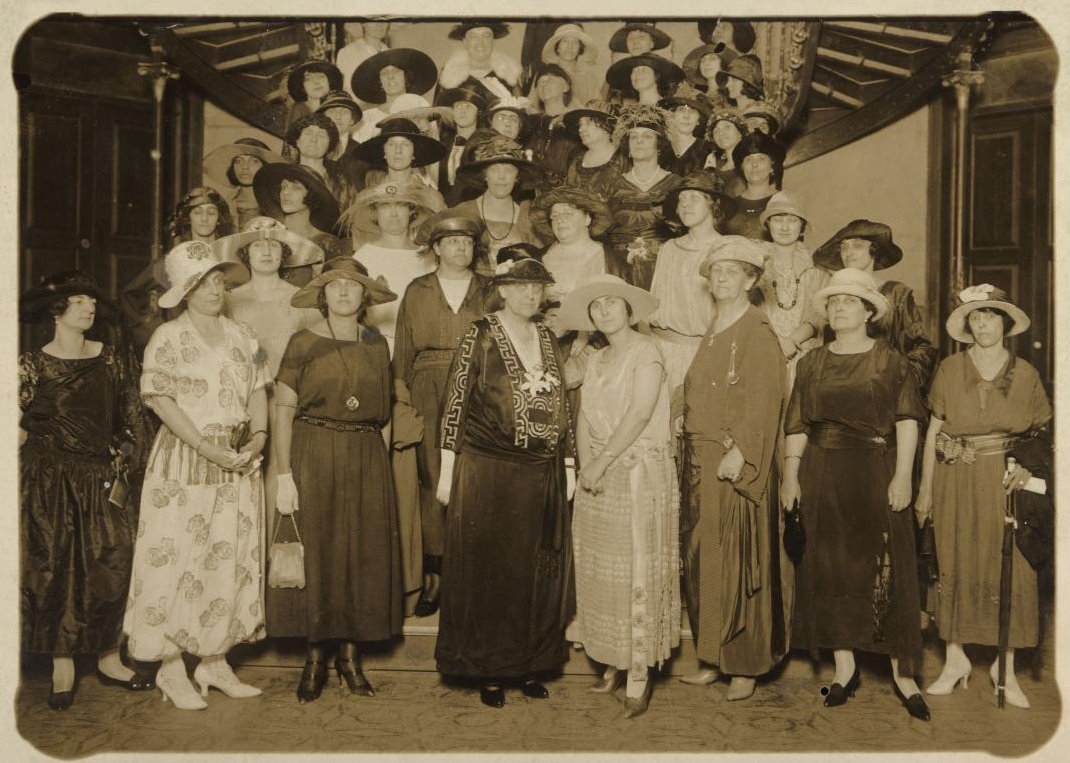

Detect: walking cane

[996,456,1018,710]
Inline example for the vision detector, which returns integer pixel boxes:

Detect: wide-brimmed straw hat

[291,256,396,309]
[542,23,597,63]
[287,60,344,103]
[19,270,117,323]
[946,284,1030,344]
[339,181,436,236]
[663,172,737,224]
[157,240,250,310]
[253,163,341,235]
[715,54,764,94]
[448,21,510,41]
[530,186,613,241]
[605,54,684,95]
[813,219,903,271]
[353,117,446,168]
[699,235,767,279]
[608,22,672,54]
[351,48,438,105]
[759,190,809,227]
[315,90,363,126]
[493,244,554,286]
[557,273,659,332]
[202,137,285,189]
[214,217,325,270]
[814,267,889,321]
[415,209,485,249]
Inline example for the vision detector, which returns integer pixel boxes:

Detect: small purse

[268,514,305,589]
[783,499,806,564]
[229,420,251,451]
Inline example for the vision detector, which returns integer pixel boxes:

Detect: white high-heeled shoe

[926,655,972,695]
[157,660,207,711]
[990,661,1030,709]
[193,656,262,699]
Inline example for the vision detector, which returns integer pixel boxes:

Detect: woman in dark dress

[813,220,938,391]
[19,271,154,709]
[435,246,576,708]
[658,83,712,177]
[779,267,930,721]
[394,211,493,617]
[603,104,683,287]
[562,100,625,202]
[722,132,785,240]
[269,257,403,702]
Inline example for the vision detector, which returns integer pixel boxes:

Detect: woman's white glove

[436,449,456,506]
[566,466,577,501]
[276,472,299,515]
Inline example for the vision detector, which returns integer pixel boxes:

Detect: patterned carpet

[14,648,1061,757]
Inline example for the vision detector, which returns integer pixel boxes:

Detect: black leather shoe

[895,684,931,721]
[480,684,505,708]
[47,689,74,711]
[520,680,549,699]
[296,661,327,703]
[97,668,156,692]
[336,657,375,697]
[823,668,860,708]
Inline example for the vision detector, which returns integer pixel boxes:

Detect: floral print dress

[123,312,267,660]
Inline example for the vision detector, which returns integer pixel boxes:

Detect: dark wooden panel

[969,131,1019,250]
[23,109,84,235]
[22,246,79,291]
[109,121,155,240]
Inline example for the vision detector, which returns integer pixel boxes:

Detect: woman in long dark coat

[780,267,930,722]
[434,246,576,708]
[679,237,789,701]
[269,257,403,702]
[393,211,493,616]
[19,272,155,709]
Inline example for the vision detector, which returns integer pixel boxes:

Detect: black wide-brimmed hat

[698,19,756,53]
[608,22,672,54]
[353,117,446,168]
[605,53,685,96]
[439,83,488,111]
[813,219,904,271]
[562,99,617,134]
[253,163,340,234]
[351,48,438,105]
[662,172,737,224]
[529,186,613,241]
[682,43,732,88]
[448,21,510,41]
[731,131,787,170]
[203,137,286,189]
[715,54,764,94]
[658,82,713,119]
[287,60,344,103]
[19,270,117,323]
[457,133,541,189]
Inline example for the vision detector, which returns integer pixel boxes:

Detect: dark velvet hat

[19,270,117,323]
[662,172,737,224]
[813,219,904,271]
[350,48,438,105]
[353,117,447,168]
[287,60,344,103]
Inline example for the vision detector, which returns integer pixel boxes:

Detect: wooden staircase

[142,16,999,168]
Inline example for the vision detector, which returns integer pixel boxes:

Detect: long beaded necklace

[326,317,361,411]
[479,196,517,242]
[770,252,806,310]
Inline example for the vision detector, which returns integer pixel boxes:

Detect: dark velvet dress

[392,272,494,557]
[786,341,926,674]
[604,170,683,288]
[723,193,773,240]
[662,138,713,177]
[525,114,582,193]
[681,307,790,675]
[266,328,403,642]
[564,150,626,203]
[435,314,575,679]
[19,345,150,654]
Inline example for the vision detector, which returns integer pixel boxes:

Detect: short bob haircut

[273,176,326,214]
[169,189,234,241]
[963,305,1015,337]
[286,112,341,156]
[621,128,673,165]
[226,151,267,187]
[734,150,785,189]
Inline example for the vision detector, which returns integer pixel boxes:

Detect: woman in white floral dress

[123,241,268,710]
